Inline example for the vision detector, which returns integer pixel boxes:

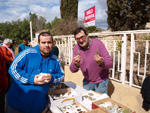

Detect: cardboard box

[82,90,109,102]
[81,90,109,111]
[56,98,89,113]
[49,83,69,95]
[92,98,135,113]
[86,108,106,113]
[51,98,88,113]
[48,87,71,95]
[48,87,82,101]
[48,87,82,108]
[50,83,69,89]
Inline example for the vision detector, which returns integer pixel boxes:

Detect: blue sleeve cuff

[28,75,35,85]
[50,74,54,84]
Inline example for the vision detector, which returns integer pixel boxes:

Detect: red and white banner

[84,6,95,27]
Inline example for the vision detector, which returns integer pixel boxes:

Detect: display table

[48,81,109,113]
[48,81,135,113]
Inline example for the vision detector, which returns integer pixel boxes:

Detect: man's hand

[94,55,104,66]
[72,55,81,68]
[34,73,52,85]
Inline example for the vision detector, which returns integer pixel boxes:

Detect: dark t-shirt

[52,46,59,57]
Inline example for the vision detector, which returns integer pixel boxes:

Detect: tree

[60,0,78,20]
[107,0,150,31]
[51,17,61,28]
[0,13,47,43]
[85,26,101,33]
[29,13,38,36]
[36,16,46,31]
[0,19,30,43]
[45,22,52,31]
[20,19,30,41]
[53,0,79,35]
[51,16,79,35]
[0,22,12,38]
[8,20,21,41]
[29,13,47,35]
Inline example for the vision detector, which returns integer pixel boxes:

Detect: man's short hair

[38,32,53,43]
[74,27,87,36]
[23,37,28,41]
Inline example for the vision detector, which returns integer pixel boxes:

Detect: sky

[0,0,108,30]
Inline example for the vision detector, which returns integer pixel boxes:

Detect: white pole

[30,21,33,42]
[121,34,127,85]
[129,33,134,86]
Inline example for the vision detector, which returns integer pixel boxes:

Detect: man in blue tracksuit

[6,32,64,113]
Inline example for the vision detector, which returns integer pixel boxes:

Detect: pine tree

[107,0,150,31]
[54,0,79,35]
[60,0,78,21]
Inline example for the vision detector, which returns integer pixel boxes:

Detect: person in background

[69,27,113,94]
[0,48,8,113]
[10,40,15,52]
[6,32,64,113]
[52,40,59,57]
[0,38,15,88]
[0,40,3,47]
[18,37,30,53]
[141,76,150,111]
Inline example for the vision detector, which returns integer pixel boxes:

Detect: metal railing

[53,29,150,89]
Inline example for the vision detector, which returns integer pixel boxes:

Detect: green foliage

[29,13,38,22]
[57,0,79,35]
[45,22,52,31]
[0,22,12,38]
[85,26,101,33]
[0,12,48,44]
[38,16,46,29]
[60,0,78,21]
[116,37,122,52]
[51,16,79,35]
[107,0,150,31]
[20,19,30,40]
[51,17,61,28]
[142,33,150,40]
[50,29,57,36]
[0,19,30,44]
[29,13,46,35]
[48,0,80,35]
[29,13,38,35]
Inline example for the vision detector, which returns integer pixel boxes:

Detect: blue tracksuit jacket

[7,45,64,113]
